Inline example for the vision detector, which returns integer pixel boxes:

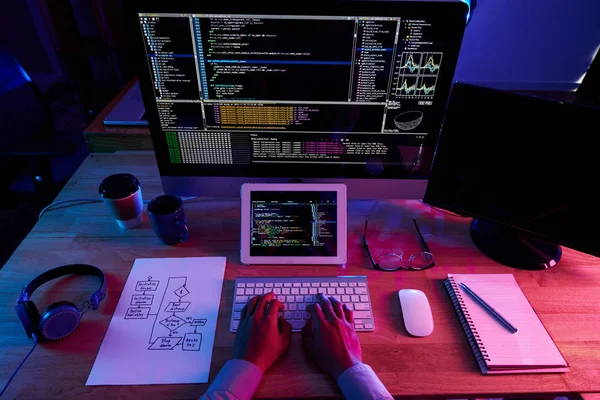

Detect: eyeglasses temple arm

[363,220,378,267]
[413,218,431,253]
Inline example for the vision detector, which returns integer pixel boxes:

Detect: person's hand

[301,293,363,379]
[233,292,292,373]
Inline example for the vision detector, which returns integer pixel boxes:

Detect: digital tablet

[240,183,347,265]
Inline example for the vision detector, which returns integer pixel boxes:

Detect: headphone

[15,264,106,341]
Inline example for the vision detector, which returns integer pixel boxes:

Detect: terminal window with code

[250,191,337,257]
[138,13,450,174]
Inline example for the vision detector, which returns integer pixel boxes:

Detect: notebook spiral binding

[444,277,490,372]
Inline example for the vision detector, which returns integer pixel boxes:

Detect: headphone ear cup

[38,301,81,341]
[15,300,41,339]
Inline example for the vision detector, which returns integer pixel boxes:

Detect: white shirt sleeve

[200,359,263,400]
[336,363,393,400]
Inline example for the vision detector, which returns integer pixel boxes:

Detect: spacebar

[289,319,307,331]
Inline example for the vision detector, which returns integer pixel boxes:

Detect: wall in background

[455,0,600,90]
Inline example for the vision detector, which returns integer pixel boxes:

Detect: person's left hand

[233,292,292,373]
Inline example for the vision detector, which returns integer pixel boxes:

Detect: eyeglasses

[363,218,435,272]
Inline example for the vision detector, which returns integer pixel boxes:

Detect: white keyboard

[230,276,375,332]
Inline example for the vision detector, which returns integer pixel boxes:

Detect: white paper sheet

[86,257,227,385]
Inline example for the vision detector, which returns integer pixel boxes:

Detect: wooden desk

[83,78,152,153]
[1,152,600,399]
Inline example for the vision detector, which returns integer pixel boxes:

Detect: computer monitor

[127,0,469,198]
[423,82,600,270]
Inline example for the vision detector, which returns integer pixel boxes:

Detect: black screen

[133,2,468,180]
[424,83,600,257]
[250,191,337,257]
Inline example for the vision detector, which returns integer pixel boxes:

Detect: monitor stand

[469,219,562,270]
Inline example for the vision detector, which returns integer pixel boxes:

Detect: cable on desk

[0,334,38,398]
[38,197,198,221]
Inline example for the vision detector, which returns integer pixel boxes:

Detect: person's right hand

[301,293,363,379]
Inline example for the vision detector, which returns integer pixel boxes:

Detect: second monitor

[129,1,470,198]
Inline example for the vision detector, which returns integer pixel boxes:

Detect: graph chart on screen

[396,52,442,98]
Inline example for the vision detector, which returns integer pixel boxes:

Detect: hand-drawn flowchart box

[183,333,202,351]
[164,301,191,313]
[136,280,159,292]
[131,294,154,306]
[125,307,151,319]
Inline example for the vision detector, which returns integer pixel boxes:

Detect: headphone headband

[19,264,106,310]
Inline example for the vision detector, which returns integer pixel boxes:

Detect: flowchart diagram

[124,276,207,351]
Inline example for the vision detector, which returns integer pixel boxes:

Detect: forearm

[337,363,393,400]
[200,360,263,400]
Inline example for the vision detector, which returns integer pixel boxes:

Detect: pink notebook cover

[445,274,568,374]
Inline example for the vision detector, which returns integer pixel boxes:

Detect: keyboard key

[305,295,313,303]
[355,324,364,329]
[354,303,370,311]
[255,288,264,295]
[245,288,254,295]
[321,282,330,287]
[330,282,338,287]
[275,283,283,287]
[265,283,273,287]
[234,303,245,312]
[355,288,367,295]
[309,288,317,294]
[285,311,294,319]
[299,304,307,311]
[353,311,372,319]
[233,312,241,320]
[360,295,369,302]
[277,296,286,303]
[349,282,357,287]
[340,282,348,287]
[302,283,310,287]
[231,320,239,330]
[364,323,374,329]
[327,288,336,295]
[236,296,248,303]
[354,319,363,325]
[336,288,345,295]
[247,283,255,288]
[317,288,326,294]
[294,312,303,319]
[286,296,295,303]
[256,283,264,287]
[351,295,359,302]
[236,288,245,295]
[293,283,301,287]
[311,283,319,287]
[291,288,299,295]
[304,312,311,319]
[282,288,291,295]
[274,288,282,295]
[300,288,308,295]
[358,282,367,287]
[288,304,297,311]
[345,288,354,295]
[284,283,292,287]
[333,295,341,302]
[341,295,350,303]
[237,283,245,288]
[295,296,304,302]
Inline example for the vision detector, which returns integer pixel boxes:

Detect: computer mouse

[398,289,434,337]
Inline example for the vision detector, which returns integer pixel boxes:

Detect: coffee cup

[99,173,144,229]
[147,194,190,245]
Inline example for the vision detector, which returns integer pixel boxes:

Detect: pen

[459,282,518,334]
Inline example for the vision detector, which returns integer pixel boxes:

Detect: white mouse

[398,289,434,337]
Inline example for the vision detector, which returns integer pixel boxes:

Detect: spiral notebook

[444,274,568,374]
